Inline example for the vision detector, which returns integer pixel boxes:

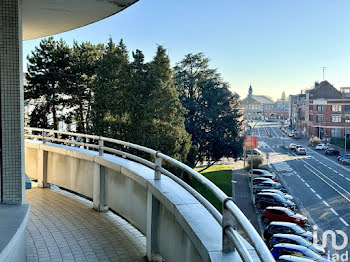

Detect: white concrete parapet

[25,140,261,262]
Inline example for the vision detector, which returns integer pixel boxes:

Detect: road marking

[322,200,330,207]
[330,208,339,216]
[303,164,350,203]
[300,178,305,182]
[305,183,310,188]
[340,174,344,177]
[346,177,350,182]
[310,188,316,193]
[340,217,349,226]
[316,194,322,199]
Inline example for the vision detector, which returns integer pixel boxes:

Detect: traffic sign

[244,136,257,149]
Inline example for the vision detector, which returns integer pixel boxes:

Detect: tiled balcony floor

[25,187,146,262]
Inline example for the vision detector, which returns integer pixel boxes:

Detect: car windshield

[284,209,295,216]
[296,237,312,246]
[291,224,305,234]
[304,249,321,259]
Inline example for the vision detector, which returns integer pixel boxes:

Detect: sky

[23,0,350,100]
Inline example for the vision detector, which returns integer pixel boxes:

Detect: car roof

[257,192,280,197]
[266,206,289,211]
[272,234,303,241]
[278,255,315,262]
[272,243,308,251]
[270,221,297,227]
[253,169,270,173]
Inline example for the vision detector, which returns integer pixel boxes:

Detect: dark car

[278,256,321,262]
[255,193,295,210]
[250,169,279,182]
[261,189,294,202]
[253,181,283,194]
[262,207,307,225]
[268,234,325,255]
[325,148,340,156]
[264,222,313,242]
[271,244,330,261]
[252,177,274,186]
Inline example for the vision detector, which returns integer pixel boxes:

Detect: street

[254,122,350,258]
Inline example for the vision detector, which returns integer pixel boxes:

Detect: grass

[192,164,232,213]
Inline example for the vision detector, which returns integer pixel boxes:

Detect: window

[309,105,313,111]
[317,105,323,112]
[316,115,323,123]
[331,128,341,137]
[332,105,342,112]
[309,115,313,121]
[332,115,342,123]
[345,105,350,112]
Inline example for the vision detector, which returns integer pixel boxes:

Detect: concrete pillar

[146,190,160,260]
[93,165,108,211]
[37,150,49,188]
[0,0,25,204]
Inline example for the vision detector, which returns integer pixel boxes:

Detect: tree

[25,37,71,130]
[91,38,131,137]
[174,53,244,168]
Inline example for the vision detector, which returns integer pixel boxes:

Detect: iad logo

[312,225,349,262]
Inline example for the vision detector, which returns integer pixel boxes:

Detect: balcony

[22,128,274,262]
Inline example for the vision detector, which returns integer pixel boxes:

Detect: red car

[261,206,307,225]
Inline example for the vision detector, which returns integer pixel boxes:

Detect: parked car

[253,181,283,194]
[255,193,295,210]
[296,147,306,155]
[289,143,297,150]
[341,158,350,165]
[325,148,340,156]
[337,154,350,162]
[268,234,325,255]
[250,169,279,182]
[315,143,328,150]
[261,189,294,202]
[261,207,307,225]
[288,132,295,137]
[252,177,274,186]
[271,244,330,261]
[263,222,313,241]
[278,255,321,262]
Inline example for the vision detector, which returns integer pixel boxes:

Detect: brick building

[290,81,350,139]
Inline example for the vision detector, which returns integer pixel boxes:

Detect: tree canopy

[174,53,244,168]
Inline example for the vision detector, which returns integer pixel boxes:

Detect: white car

[315,143,328,150]
[289,143,296,150]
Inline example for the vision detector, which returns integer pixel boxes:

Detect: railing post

[93,164,108,212]
[98,137,104,156]
[222,197,236,252]
[154,152,162,180]
[42,130,47,144]
[146,190,160,260]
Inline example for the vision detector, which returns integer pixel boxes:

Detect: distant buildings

[290,80,350,139]
[240,85,288,120]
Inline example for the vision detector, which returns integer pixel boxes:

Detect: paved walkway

[25,187,146,262]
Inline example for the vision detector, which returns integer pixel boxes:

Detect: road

[253,122,350,258]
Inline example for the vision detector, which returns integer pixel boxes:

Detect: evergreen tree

[91,38,131,137]
[25,37,71,130]
[65,41,103,134]
[174,53,244,168]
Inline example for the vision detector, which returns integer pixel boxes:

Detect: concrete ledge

[0,204,30,262]
[25,140,260,262]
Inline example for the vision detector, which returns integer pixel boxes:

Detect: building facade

[290,81,350,139]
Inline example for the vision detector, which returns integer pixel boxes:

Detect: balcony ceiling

[23,0,138,40]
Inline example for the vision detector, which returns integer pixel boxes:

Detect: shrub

[309,136,321,146]
[245,156,263,169]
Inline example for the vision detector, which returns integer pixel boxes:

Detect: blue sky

[23,0,350,100]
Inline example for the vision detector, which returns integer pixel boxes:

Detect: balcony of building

[15,128,275,262]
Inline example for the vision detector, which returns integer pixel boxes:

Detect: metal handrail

[24,127,274,262]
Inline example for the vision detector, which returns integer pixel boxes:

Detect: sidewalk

[224,159,263,240]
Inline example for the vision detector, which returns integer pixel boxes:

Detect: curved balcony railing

[24,127,274,262]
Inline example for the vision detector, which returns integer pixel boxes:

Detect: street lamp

[249,117,264,190]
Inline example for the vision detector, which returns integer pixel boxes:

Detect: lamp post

[345,116,350,152]
[249,117,263,190]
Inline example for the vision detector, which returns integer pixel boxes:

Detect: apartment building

[290,81,350,139]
